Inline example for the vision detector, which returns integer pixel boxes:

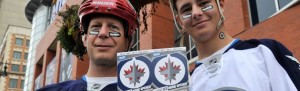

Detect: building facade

[24,0,300,91]
[0,0,31,45]
[0,25,31,91]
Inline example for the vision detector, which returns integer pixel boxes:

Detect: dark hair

[82,13,129,38]
[173,0,178,12]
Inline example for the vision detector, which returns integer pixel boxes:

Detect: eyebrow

[179,3,190,13]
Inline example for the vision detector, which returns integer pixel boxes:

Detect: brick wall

[140,1,175,50]
[224,1,300,60]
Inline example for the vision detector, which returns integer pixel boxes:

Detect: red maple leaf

[124,65,145,80]
[159,61,181,77]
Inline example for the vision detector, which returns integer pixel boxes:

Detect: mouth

[96,44,114,47]
[94,44,114,50]
[191,19,210,27]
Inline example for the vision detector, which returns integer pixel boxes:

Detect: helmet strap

[216,0,225,30]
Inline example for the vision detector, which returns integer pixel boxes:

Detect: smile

[191,19,210,27]
[94,44,114,51]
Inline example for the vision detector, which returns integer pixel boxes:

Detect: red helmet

[78,0,138,39]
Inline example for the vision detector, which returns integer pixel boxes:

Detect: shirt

[190,39,300,91]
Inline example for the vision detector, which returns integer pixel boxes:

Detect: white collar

[199,39,236,63]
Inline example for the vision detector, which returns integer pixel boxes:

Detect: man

[37,0,138,90]
[169,0,300,91]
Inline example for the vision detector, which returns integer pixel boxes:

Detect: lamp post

[0,61,8,77]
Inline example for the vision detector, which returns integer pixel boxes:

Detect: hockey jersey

[36,76,117,91]
[190,39,300,91]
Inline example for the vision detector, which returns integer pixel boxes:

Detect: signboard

[117,47,189,91]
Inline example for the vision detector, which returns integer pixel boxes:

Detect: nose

[97,25,110,38]
[192,5,204,20]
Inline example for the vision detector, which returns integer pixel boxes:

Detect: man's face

[176,0,224,42]
[83,16,127,66]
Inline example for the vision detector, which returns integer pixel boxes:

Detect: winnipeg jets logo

[159,57,181,83]
[119,57,150,88]
[124,61,145,86]
[155,54,185,85]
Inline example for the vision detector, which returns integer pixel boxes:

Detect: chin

[193,30,215,42]
[92,56,117,66]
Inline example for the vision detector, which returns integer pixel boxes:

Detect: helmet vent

[107,7,112,11]
[82,0,92,8]
[95,6,99,10]
[116,2,126,10]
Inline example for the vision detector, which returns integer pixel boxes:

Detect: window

[21,80,24,89]
[11,64,19,72]
[26,40,30,47]
[174,30,198,60]
[186,36,198,60]
[13,51,21,59]
[131,29,140,51]
[15,38,23,46]
[9,79,18,88]
[24,53,28,60]
[279,0,292,9]
[248,0,295,25]
[23,65,26,72]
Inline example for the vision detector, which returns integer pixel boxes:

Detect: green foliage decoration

[56,4,85,60]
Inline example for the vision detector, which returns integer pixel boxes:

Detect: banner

[117,47,189,91]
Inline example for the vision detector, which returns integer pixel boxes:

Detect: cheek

[207,10,220,23]
[181,20,191,29]
[86,37,94,46]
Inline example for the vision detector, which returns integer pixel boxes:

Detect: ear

[175,15,184,30]
[82,34,87,47]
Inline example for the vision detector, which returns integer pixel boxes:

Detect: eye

[110,24,120,31]
[182,12,192,20]
[180,5,192,20]
[198,0,210,6]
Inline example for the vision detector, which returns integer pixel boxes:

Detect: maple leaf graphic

[124,61,145,86]
[159,57,181,83]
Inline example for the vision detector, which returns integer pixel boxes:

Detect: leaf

[68,26,74,35]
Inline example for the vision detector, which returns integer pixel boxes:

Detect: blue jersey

[37,76,117,91]
[190,39,300,91]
